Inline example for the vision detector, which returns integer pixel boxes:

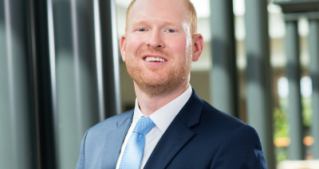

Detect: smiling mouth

[144,57,166,62]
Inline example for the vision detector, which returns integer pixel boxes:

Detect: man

[76,0,267,168]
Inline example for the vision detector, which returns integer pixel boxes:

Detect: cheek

[168,37,187,55]
[126,36,144,53]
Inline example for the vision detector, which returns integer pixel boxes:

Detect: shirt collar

[133,85,192,133]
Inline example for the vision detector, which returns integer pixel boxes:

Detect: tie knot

[134,116,155,135]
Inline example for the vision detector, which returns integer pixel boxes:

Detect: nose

[147,30,165,48]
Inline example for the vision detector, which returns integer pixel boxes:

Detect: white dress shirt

[115,85,192,169]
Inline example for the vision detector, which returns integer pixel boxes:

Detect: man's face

[120,0,197,96]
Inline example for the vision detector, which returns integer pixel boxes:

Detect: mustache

[136,46,170,57]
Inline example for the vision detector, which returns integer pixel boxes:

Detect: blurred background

[1,0,319,168]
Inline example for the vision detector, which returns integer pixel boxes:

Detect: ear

[192,34,204,62]
[120,35,127,62]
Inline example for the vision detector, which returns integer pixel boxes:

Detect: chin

[126,60,191,96]
[135,75,188,97]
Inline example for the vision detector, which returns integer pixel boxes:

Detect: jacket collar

[101,110,134,169]
[101,89,204,169]
[144,89,204,169]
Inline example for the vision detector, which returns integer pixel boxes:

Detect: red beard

[125,46,191,96]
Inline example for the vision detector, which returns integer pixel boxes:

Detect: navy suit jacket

[76,89,267,169]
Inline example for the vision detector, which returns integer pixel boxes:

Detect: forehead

[129,0,187,25]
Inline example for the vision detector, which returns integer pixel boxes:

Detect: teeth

[145,57,165,62]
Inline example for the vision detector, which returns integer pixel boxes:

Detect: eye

[138,28,146,32]
[168,29,175,33]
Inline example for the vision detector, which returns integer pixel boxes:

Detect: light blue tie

[119,116,155,169]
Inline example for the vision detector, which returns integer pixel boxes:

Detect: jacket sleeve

[210,125,268,169]
[76,130,89,169]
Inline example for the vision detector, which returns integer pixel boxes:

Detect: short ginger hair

[125,0,197,36]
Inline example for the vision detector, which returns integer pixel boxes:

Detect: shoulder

[197,100,261,147]
[80,110,134,155]
[200,100,247,131]
[198,101,266,168]
[86,110,134,137]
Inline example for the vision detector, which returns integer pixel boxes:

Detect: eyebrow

[163,21,180,26]
[131,21,148,26]
[132,21,180,26]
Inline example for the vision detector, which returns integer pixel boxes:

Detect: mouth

[143,55,167,62]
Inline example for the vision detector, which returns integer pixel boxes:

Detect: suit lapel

[144,89,204,169]
[101,111,133,169]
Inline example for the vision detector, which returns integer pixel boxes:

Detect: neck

[134,81,189,116]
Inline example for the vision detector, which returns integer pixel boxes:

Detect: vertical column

[244,0,275,168]
[28,0,41,168]
[0,0,37,168]
[52,0,100,168]
[99,0,121,118]
[285,20,304,160]
[32,0,59,168]
[209,0,238,117]
[308,19,319,159]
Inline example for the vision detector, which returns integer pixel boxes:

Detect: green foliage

[273,107,289,163]
[302,98,312,128]
[273,107,288,139]
[276,148,287,162]
[273,97,313,163]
